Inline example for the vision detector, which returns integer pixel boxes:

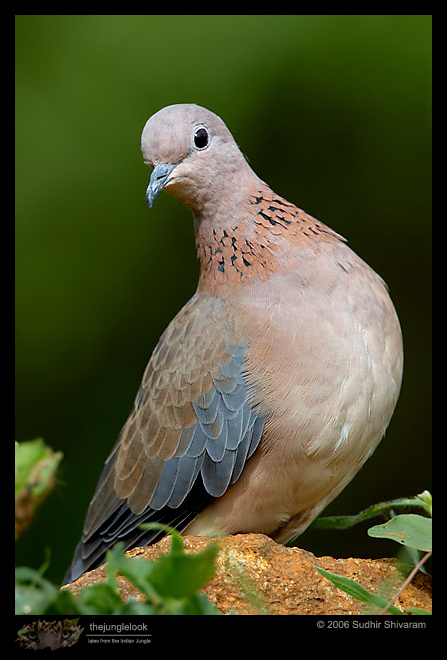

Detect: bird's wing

[65,292,264,582]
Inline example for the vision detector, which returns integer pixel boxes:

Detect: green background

[16,15,432,584]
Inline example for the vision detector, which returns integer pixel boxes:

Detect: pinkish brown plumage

[65,104,403,583]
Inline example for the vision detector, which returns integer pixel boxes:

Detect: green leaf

[118,598,160,615]
[15,439,62,497]
[74,582,125,614]
[148,543,218,599]
[106,532,219,605]
[368,514,432,552]
[180,593,221,615]
[15,439,63,539]
[315,566,403,614]
[416,490,432,516]
[138,523,219,598]
[105,544,162,605]
[15,567,59,615]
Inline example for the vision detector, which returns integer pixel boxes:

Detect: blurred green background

[16,15,431,584]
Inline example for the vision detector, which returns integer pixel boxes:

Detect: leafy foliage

[314,492,432,615]
[16,531,220,615]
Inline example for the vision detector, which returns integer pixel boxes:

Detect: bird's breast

[220,245,403,469]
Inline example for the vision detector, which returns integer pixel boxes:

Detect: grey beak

[146,163,177,208]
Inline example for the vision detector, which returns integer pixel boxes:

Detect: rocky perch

[64,533,431,615]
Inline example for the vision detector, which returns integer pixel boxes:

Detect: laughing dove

[65,104,403,583]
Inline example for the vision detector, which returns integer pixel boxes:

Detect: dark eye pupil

[194,128,208,149]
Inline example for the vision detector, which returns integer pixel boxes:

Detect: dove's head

[141,104,259,215]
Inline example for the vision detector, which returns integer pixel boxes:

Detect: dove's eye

[193,127,209,150]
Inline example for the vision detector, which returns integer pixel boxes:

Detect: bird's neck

[195,185,344,294]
